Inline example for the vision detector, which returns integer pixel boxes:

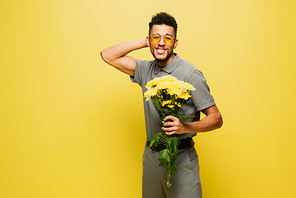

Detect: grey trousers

[142,142,202,198]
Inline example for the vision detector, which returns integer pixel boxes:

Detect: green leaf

[168,137,172,145]
[159,149,170,160]
[170,94,175,104]
[160,112,166,120]
[164,90,169,100]
[159,149,170,167]
[152,96,162,111]
[171,162,178,176]
[148,139,155,148]
[163,108,171,115]
[149,132,162,147]
[160,160,167,167]
[178,114,197,119]
[171,137,179,146]
[173,144,178,155]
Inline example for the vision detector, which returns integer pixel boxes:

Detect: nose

[158,37,165,45]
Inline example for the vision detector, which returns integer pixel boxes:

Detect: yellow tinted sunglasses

[149,34,175,45]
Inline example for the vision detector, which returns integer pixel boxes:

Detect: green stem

[151,119,179,187]
[176,99,185,115]
[167,164,171,187]
[166,134,172,187]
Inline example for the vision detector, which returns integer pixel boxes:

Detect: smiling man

[101,12,223,198]
[148,25,177,65]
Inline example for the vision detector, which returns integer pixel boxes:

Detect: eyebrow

[152,33,174,37]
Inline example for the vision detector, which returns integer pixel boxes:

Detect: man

[101,12,223,198]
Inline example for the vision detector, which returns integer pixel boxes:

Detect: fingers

[162,126,179,132]
[163,115,178,122]
[162,121,180,128]
[162,125,177,135]
[165,131,176,135]
[161,116,188,135]
[162,116,178,127]
[162,115,190,135]
[162,117,181,135]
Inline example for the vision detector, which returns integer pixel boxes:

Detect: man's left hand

[161,115,188,135]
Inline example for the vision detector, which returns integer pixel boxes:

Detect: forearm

[184,112,223,133]
[162,105,223,135]
[100,38,147,62]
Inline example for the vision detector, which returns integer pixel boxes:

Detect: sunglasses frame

[149,34,176,45]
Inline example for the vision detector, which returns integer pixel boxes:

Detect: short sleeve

[130,59,144,85]
[188,70,216,111]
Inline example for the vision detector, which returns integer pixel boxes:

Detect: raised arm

[100,38,148,76]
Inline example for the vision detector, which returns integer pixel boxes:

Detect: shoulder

[133,59,156,85]
[135,59,155,73]
[176,56,201,72]
[174,57,205,81]
[136,59,155,67]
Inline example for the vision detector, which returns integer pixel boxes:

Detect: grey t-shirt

[131,54,215,139]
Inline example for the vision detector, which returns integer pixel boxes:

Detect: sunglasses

[149,34,175,45]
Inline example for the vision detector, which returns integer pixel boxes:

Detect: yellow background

[1,0,295,197]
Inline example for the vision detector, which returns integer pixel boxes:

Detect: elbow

[218,117,223,128]
[100,49,113,65]
[217,114,223,129]
[100,50,108,63]
[211,111,223,130]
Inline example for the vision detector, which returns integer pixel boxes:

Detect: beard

[152,50,174,63]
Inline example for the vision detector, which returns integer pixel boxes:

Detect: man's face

[147,24,178,66]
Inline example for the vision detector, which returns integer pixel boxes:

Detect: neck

[156,53,175,68]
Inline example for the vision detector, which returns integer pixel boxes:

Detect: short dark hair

[149,12,178,37]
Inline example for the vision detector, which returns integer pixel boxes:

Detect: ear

[173,39,178,49]
[146,36,150,47]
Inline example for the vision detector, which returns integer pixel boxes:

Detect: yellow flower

[175,102,182,107]
[161,100,172,106]
[178,92,191,100]
[167,86,181,95]
[156,81,172,90]
[157,75,177,83]
[181,82,195,91]
[144,75,195,102]
[144,87,158,101]
[145,77,161,89]
[167,105,175,109]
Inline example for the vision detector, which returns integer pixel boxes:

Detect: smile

[156,49,166,54]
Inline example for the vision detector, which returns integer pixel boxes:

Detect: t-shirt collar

[155,53,181,74]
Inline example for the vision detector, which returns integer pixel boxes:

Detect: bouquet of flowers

[144,75,195,187]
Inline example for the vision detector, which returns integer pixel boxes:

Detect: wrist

[183,121,197,134]
[141,37,148,48]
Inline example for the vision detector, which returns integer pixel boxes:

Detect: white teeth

[156,49,165,53]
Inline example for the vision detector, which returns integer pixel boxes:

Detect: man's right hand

[100,38,148,76]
